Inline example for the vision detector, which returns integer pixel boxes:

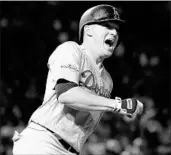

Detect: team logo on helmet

[113,7,120,19]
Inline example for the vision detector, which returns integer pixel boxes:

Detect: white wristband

[113,97,122,111]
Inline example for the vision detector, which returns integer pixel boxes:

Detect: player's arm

[56,80,143,117]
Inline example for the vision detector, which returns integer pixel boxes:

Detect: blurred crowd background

[0,1,170,155]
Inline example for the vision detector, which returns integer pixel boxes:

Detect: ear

[84,25,92,37]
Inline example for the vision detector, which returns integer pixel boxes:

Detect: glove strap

[121,98,137,114]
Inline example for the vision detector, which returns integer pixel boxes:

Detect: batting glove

[114,97,144,117]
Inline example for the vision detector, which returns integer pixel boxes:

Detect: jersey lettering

[79,70,111,98]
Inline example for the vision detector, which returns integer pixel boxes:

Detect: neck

[82,41,104,68]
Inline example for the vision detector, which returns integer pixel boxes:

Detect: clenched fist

[114,97,144,117]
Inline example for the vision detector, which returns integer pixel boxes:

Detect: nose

[109,28,118,36]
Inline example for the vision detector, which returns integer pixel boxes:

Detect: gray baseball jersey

[29,41,113,152]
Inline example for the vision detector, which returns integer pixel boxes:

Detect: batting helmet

[79,4,125,43]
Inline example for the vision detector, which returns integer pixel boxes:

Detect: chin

[105,51,113,58]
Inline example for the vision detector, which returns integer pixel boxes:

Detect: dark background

[0,1,170,155]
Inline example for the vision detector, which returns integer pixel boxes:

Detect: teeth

[109,38,115,43]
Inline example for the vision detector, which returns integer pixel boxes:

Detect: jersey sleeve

[48,42,81,87]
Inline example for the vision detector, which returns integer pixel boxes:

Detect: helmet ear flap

[79,25,86,44]
[79,28,84,44]
[79,24,87,44]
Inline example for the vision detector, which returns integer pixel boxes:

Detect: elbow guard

[55,81,78,99]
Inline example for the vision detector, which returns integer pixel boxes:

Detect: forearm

[58,86,119,112]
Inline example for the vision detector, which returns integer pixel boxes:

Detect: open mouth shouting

[105,38,115,47]
[104,37,117,51]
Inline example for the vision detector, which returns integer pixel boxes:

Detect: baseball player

[12,4,143,155]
